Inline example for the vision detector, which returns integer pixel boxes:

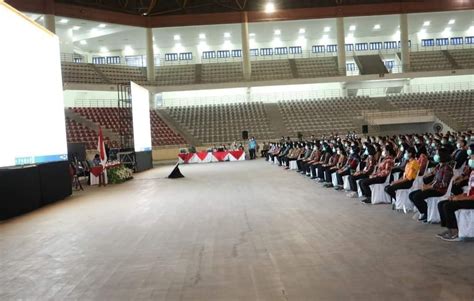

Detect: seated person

[334,145,360,191]
[415,143,429,176]
[316,145,339,182]
[302,143,321,175]
[452,139,468,170]
[296,143,313,172]
[436,153,474,241]
[359,145,396,204]
[347,145,377,197]
[409,148,454,222]
[323,145,347,188]
[451,143,474,195]
[92,154,102,166]
[310,143,331,179]
[284,143,305,169]
[277,143,291,166]
[384,147,420,202]
[391,142,409,175]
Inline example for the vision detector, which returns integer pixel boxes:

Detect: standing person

[248,137,257,160]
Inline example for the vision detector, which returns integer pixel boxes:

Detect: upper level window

[165,53,178,61]
[345,44,354,51]
[216,50,230,58]
[250,49,259,56]
[327,44,337,52]
[421,39,434,47]
[450,37,463,45]
[202,51,216,59]
[275,47,288,55]
[464,36,474,44]
[369,42,382,50]
[312,45,325,53]
[179,52,193,60]
[436,38,449,46]
[384,41,397,49]
[355,43,368,51]
[232,49,242,57]
[92,57,106,64]
[289,46,302,54]
[260,48,273,56]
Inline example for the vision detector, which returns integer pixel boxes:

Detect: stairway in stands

[263,103,290,138]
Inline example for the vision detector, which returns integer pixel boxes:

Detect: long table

[178,150,245,164]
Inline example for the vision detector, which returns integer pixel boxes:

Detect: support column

[241,12,251,81]
[400,14,410,73]
[336,17,346,76]
[44,14,56,34]
[146,27,156,82]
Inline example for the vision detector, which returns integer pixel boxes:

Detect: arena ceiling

[53,0,413,16]
[6,0,474,27]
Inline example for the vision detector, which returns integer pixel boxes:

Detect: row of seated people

[263,131,474,242]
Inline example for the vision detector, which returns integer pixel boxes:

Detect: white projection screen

[0,2,67,168]
[130,82,152,152]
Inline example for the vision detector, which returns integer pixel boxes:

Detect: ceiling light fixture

[274,29,281,35]
[224,32,231,38]
[59,18,69,24]
[448,19,455,25]
[373,24,381,30]
[299,28,306,34]
[324,26,331,32]
[98,23,107,28]
[79,40,87,45]
[72,26,81,30]
[174,34,181,41]
[265,2,275,13]
[199,33,206,39]
[423,21,431,26]
[349,25,356,31]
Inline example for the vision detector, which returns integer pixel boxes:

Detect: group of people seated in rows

[262,131,474,242]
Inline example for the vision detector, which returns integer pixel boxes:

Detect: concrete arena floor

[1,159,473,300]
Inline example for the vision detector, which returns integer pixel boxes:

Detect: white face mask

[382,151,387,157]
[337,150,341,155]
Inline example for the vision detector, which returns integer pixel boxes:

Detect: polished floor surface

[1,159,473,300]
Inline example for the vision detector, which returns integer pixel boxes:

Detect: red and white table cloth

[178,151,245,164]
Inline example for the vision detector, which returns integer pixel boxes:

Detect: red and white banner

[178,151,245,164]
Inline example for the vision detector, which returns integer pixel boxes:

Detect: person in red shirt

[436,146,474,241]
[359,145,396,204]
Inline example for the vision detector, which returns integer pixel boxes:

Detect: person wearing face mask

[284,143,305,169]
[409,148,454,222]
[296,142,313,172]
[316,144,339,182]
[268,143,281,162]
[277,142,292,166]
[450,143,474,195]
[301,142,322,175]
[281,143,297,167]
[359,146,396,204]
[436,152,474,241]
[391,142,410,176]
[323,145,347,187]
[384,147,421,202]
[310,143,332,179]
[346,145,377,197]
[334,145,361,191]
[415,144,429,176]
[452,139,468,170]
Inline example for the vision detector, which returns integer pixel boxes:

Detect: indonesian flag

[97,127,107,166]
